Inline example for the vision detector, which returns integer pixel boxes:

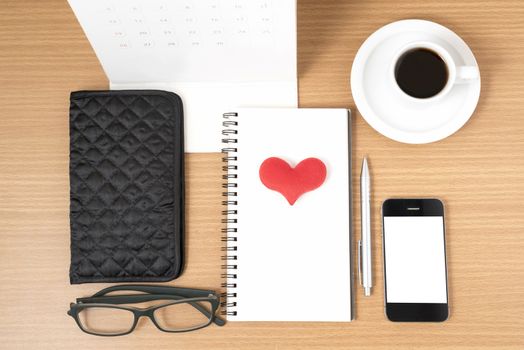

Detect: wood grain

[1,0,523,349]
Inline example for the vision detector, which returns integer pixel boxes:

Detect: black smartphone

[382,198,449,322]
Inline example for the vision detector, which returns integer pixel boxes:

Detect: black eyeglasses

[67,285,225,336]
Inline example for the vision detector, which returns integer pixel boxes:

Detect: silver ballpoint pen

[359,157,372,296]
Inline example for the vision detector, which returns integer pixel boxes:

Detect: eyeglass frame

[67,284,225,336]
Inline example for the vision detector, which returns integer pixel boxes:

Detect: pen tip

[361,157,369,172]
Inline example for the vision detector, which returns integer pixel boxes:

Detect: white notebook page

[227,108,352,321]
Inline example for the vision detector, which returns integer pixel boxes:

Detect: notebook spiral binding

[220,112,238,317]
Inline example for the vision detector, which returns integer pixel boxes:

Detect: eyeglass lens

[154,301,213,331]
[78,307,135,335]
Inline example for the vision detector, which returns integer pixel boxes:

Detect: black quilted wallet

[69,90,184,284]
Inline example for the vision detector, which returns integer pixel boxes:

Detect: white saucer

[351,20,481,144]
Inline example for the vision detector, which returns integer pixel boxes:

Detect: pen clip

[358,239,362,286]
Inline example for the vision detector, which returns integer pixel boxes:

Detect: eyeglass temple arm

[77,293,225,326]
[92,284,215,299]
[78,294,190,304]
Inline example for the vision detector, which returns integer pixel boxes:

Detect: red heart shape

[259,157,327,205]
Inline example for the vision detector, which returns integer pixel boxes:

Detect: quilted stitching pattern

[69,91,184,284]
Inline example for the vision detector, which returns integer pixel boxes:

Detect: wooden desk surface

[1,0,523,349]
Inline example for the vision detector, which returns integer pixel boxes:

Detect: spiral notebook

[221,108,353,322]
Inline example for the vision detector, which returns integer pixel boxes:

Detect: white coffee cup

[390,41,479,102]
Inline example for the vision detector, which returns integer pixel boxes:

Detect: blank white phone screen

[384,216,447,303]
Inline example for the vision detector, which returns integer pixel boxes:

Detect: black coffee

[394,48,448,99]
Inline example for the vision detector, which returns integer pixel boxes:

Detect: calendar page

[68,0,297,152]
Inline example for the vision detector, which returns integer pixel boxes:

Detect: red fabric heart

[259,157,327,205]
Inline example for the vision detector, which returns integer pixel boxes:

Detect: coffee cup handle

[455,65,480,84]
